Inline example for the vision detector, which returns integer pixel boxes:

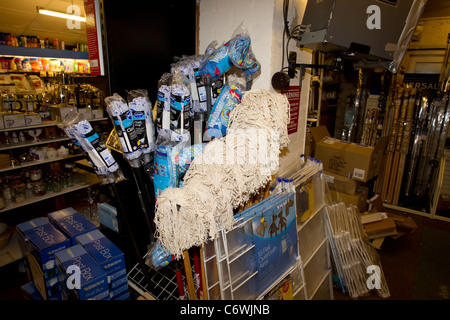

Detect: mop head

[154,89,290,258]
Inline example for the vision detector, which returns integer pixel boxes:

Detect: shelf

[0,45,89,60]
[0,153,83,173]
[0,117,108,133]
[0,136,70,151]
[0,173,101,214]
[0,233,23,268]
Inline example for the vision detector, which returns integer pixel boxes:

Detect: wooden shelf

[0,153,83,173]
[0,173,101,214]
[0,45,89,60]
[0,117,108,133]
[0,136,70,151]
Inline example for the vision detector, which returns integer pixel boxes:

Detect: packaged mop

[205,84,243,139]
[60,112,122,182]
[227,23,252,69]
[198,40,234,81]
[145,241,174,271]
[153,129,190,197]
[105,93,142,163]
[170,71,191,134]
[156,73,172,131]
[177,143,207,187]
[128,89,156,163]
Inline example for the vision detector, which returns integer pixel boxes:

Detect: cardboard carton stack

[360,199,418,249]
[16,207,130,300]
[310,126,388,213]
[17,217,71,300]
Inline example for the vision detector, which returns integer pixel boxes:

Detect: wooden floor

[333,211,450,300]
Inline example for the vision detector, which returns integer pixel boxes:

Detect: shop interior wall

[198,0,312,177]
[102,0,197,101]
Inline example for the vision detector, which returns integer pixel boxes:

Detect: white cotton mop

[154,89,290,258]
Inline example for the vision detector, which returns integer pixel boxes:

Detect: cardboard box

[329,189,367,213]
[49,104,77,122]
[91,109,104,119]
[323,170,361,195]
[48,207,98,245]
[24,113,42,126]
[3,112,26,128]
[78,108,92,120]
[55,244,110,300]
[16,217,71,300]
[76,229,129,299]
[310,126,388,182]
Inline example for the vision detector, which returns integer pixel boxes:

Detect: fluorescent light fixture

[37,7,86,22]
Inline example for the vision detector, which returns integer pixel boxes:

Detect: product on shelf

[55,244,110,300]
[16,217,71,300]
[48,207,98,245]
[76,229,130,300]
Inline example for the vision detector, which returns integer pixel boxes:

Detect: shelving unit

[0,117,108,213]
[292,166,333,300]
[0,171,101,214]
[0,45,89,60]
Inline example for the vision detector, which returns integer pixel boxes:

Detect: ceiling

[0,0,87,47]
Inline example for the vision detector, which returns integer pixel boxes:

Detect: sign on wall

[84,0,104,76]
[281,86,300,135]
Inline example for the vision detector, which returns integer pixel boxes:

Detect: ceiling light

[37,7,86,22]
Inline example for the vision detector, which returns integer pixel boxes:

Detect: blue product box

[17,217,71,300]
[97,202,120,233]
[17,217,71,271]
[48,207,98,245]
[55,244,110,300]
[110,283,129,299]
[75,230,127,284]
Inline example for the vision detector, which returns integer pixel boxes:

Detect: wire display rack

[127,252,200,300]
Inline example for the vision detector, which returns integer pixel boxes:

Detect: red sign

[84,0,104,76]
[281,86,301,135]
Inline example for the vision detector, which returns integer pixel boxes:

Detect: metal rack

[127,252,200,300]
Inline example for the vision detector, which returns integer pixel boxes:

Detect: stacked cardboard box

[48,207,98,245]
[55,244,110,300]
[17,217,71,300]
[360,211,417,249]
[76,229,130,300]
[324,170,368,213]
[17,207,129,300]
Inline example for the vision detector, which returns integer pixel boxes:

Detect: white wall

[198,0,312,176]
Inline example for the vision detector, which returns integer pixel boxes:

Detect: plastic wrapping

[153,129,190,197]
[388,0,427,73]
[205,83,243,139]
[145,241,174,271]
[105,93,142,164]
[156,73,172,131]
[128,89,156,164]
[170,71,191,135]
[177,143,207,187]
[59,112,123,184]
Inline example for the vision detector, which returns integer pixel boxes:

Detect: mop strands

[326,202,390,299]
[154,89,290,258]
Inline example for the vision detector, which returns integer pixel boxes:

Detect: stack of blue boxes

[17,207,130,300]
[55,244,110,300]
[17,217,71,300]
[76,229,130,300]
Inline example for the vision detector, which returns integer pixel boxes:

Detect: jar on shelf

[29,168,42,182]
[31,180,46,196]
[11,180,26,203]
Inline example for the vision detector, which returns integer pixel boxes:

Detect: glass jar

[29,168,42,181]
[11,181,26,203]
[31,180,46,196]
[52,177,62,193]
